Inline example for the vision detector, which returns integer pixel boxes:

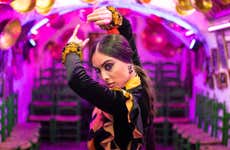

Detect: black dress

[64,17,153,150]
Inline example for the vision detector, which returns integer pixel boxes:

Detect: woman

[62,6,155,150]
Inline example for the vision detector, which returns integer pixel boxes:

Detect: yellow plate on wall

[10,0,36,13]
[35,0,55,14]
[0,19,21,50]
[35,0,55,9]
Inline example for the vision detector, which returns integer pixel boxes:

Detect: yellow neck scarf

[125,75,141,90]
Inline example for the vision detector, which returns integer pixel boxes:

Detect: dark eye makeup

[93,60,114,74]
[104,63,114,71]
[95,68,100,74]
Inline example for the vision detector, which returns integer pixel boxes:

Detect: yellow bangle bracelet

[62,42,82,64]
[100,6,123,30]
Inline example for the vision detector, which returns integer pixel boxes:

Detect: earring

[128,65,133,74]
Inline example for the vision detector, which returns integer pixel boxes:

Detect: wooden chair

[54,87,81,142]
[199,102,230,150]
[166,87,189,120]
[28,87,55,142]
[142,61,158,83]
[0,99,7,142]
[180,98,216,150]
[172,93,205,150]
[29,87,55,120]
[0,94,41,150]
[52,63,68,88]
[178,99,228,150]
[6,94,17,135]
[159,62,181,88]
[39,68,54,87]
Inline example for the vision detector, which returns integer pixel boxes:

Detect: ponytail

[134,65,156,125]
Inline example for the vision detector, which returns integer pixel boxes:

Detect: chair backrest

[211,100,230,146]
[31,87,55,116]
[53,64,67,87]
[194,96,230,146]
[0,99,6,142]
[32,86,54,102]
[168,87,186,102]
[222,111,230,146]
[39,68,54,87]
[142,61,158,83]
[202,97,214,132]
[55,87,81,116]
[195,94,206,128]
[159,62,181,87]
[0,94,18,141]
[6,94,16,135]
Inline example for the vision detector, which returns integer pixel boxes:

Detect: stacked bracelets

[62,6,122,64]
[62,42,82,64]
[99,6,123,30]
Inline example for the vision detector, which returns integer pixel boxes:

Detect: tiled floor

[40,141,174,150]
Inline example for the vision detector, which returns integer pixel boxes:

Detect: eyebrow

[93,59,113,69]
[101,60,113,68]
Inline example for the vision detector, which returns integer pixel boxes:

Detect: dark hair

[89,34,133,65]
[135,65,156,125]
[89,34,155,124]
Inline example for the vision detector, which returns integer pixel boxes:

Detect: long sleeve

[118,17,142,67]
[65,53,127,115]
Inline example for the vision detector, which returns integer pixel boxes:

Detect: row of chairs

[173,94,230,150]
[0,94,41,150]
[142,61,181,85]
[154,87,190,145]
[30,63,83,142]
[145,62,190,145]
[28,85,81,142]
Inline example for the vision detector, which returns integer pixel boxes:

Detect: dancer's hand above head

[87,6,122,32]
[87,6,112,26]
[67,24,89,49]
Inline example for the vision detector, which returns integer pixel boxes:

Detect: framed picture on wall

[210,48,219,72]
[226,42,230,59]
[216,31,228,68]
[216,72,228,89]
[207,74,215,89]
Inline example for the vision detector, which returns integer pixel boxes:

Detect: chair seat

[57,101,78,107]
[153,117,166,123]
[19,142,31,150]
[29,115,53,121]
[14,122,41,129]
[55,115,81,122]
[189,135,221,144]
[177,124,198,134]
[200,145,230,150]
[10,130,39,140]
[32,101,53,107]
[182,128,207,139]
[0,142,18,150]
[155,102,164,108]
[172,122,192,130]
[168,117,190,124]
[0,139,31,150]
[168,102,188,108]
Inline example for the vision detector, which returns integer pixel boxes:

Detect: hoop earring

[128,65,133,74]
